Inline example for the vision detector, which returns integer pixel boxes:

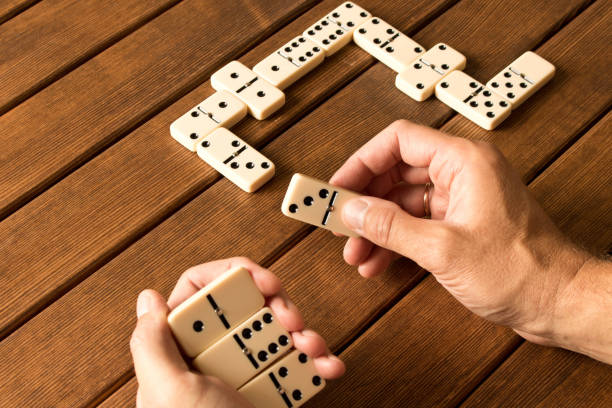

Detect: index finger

[167,257,282,309]
[329,120,451,192]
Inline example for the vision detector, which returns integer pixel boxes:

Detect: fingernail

[343,199,368,231]
[137,291,152,318]
[280,291,294,309]
[328,354,342,362]
[301,329,318,337]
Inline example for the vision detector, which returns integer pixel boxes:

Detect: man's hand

[331,120,606,359]
[130,257,345,407]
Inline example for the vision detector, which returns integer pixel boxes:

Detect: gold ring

[423,182,433,219]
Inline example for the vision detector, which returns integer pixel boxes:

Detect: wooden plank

[0,0,317,219]
[0,1,596,407]
[464,346,612,408]
[0,0,182,113]
[316,275,518,408]
[309,94,612,408]
[441,0,612,183]
[525,113,612,253]
[98,377,138,408]
[0,0,37,24]
[0,0,456,338]
[0,0,597,405]
[0,2,459,404]
[461,112,612,408]
[103,5,612,406]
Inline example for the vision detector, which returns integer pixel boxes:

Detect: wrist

[511,237,589,346]
[547,255,612,363]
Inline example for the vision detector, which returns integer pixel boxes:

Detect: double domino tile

[166,4,556,403]
[168,267,326,407]
[395,43,466,101]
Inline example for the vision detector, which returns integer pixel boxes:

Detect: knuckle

[132,312,165,347]
[476,140,503,163]
[182,266,199,280]
[456,138,480,156]
[390,119,413,134]
[392,118,410,128]
[429,227,462,268]
[130,326,146,352]
[366,205,398,247]
[231,256,254,265]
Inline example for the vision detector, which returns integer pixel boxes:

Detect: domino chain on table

[169,1,555,195]
[167,3,556,407]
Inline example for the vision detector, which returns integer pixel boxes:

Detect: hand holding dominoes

[129,258,345,408]
[282,173,363,237]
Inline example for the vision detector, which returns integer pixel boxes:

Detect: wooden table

[0,0,610,406]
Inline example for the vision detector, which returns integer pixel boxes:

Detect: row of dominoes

[168,266,324,408]
[349,16,555,130]
[169,2,375,193]
[170,1,555,195]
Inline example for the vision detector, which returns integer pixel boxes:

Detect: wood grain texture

[314,275,518,408]
[2,0,595,406]
[0,0,316,219]
[0,59,450,408]
[0,0,456,339]
[0,1,606,407]
[0,0,37,24]
[526,112,612,253]
[465,345,612,408]
[310,95,612,408]
[440,0,612,183]
[0,0,182,113]
[98,376,138,408]
[461,112,612,408]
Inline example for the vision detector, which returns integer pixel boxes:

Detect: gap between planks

[0,0,39,25]
[0,0,186,116]
[0,0,322,221]
[94,3,602,405]
[0,0,460,341]
[0,3,604,404]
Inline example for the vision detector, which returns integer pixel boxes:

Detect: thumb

[130,289,189,390]
[341,196,449,267]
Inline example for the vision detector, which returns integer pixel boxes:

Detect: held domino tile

[353,16,425,73]
[303,1,370,56]
[281,173,361,237]
[193,307,293,389]
[253,36,325,90]
[486,51,555,109]
[435,70,512,130]
[211,60,285,120]
[167,266,265,357]
[239,350,325,408]
[170,90,247,151]
[395,43,467,101]
[196,127,275,193]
